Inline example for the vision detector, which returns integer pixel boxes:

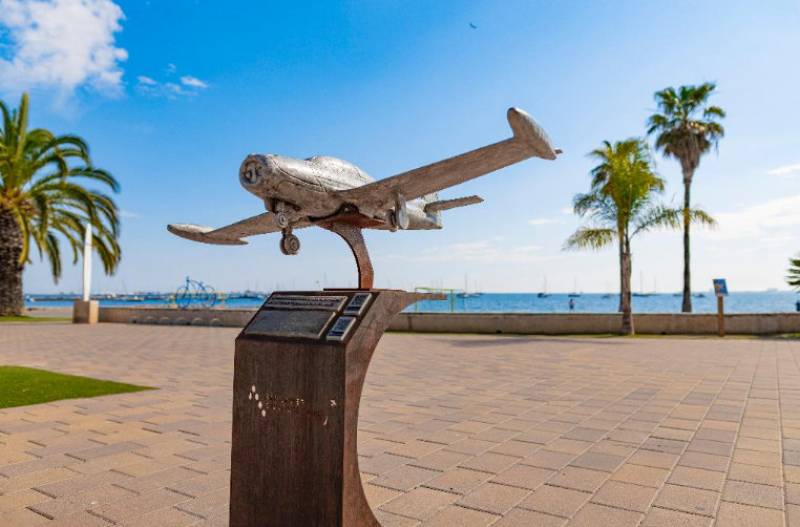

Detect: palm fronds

[647,82,725,174]
[788,255,800,290]
[0,92,120,282]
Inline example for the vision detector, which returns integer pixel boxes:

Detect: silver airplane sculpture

[168,107,559,257]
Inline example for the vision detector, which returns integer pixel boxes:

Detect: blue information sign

[713,278,728,297]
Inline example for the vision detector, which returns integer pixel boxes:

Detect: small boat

[568,278,581,297]
[537,277,550,298]
[457,275,482,298]
[634,272,653,297]
[693,293,706,298]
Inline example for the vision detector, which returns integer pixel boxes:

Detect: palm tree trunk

[681,168,693,313]
[620,236,634,335]
[0,208,24,316]
[618,236,624,313]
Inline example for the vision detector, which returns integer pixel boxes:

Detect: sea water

[25,291,799,314]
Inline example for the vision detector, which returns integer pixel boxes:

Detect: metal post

[82,223,92,302]
[717,295,725,337]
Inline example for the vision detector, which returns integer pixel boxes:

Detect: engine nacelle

[389,195,409,230]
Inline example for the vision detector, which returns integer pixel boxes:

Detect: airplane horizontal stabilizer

[424,195,484,213]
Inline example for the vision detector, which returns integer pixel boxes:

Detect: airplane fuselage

[239,154,442,230]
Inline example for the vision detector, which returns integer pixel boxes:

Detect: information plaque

[245,309,336,339]
[242,291,376,343]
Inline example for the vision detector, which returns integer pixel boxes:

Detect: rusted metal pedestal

[230,289,425,527]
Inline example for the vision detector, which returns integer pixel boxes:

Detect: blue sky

[3,0,800,293]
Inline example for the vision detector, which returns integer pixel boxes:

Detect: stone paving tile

[722,480,784,510]
[0,508,50,526]
[370,464,440,492]
[570,502,643,526]
[715,501,784,526]
[28,483,135,519]
[490,463,554,490]
[667,465,726,491]
[546,466,608,492]
[590,480,658,512]
[174,487,229,519]
[653,483,720,517]
[424,467,490,495]
[4,326,800,525]
[570,451,626,472]
[641,507,713,527]
[518,483,590,518]
[49,510,113,526]
[728,461,783,486]
[488,439,541,458]
[87,488,190,524]
[456,482,530,515]
[409,449,470,471]
[381,487,458,520]
[521,449,575,470]
[610,463,670,488]
[0,488,50,512]
[419,504,497,526]
[491,507,566,526]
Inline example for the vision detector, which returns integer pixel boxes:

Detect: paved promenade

[1,324,799,526]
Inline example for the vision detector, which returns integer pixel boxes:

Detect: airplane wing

[336,107,559,216]
[167,212,310,245]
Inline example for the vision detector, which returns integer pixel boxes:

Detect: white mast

[82,223,92,302]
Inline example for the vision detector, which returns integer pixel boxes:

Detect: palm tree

[565,139,713,335]
[647,82,725,313]
[787,255,800,290]
[0,93,120,316]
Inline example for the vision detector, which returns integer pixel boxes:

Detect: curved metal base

[323,222,374,290]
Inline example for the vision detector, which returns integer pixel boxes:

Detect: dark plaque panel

[265,294,347,311]
[343,293,372,316]
[245,309,335,339]
[326,316,356,341]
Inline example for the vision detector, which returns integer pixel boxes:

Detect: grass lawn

[0,366,153,409]
[0,315,70,323]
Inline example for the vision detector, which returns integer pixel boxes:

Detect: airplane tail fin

[424,195,484,213]
[506,107,561,160]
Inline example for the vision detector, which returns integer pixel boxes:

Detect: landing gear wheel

[280,233,301,255]
[276,211,289,229]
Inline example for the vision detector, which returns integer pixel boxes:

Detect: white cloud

[560,206,573,215]
[136,67,208,98]
[180,75,208,89]
[165,82,183,94]
[0,0,127,97]
[529,218,561,226]
[701,194,800,241]
[385,240,554,264]
[767,163,800,177]
[119,209,139,219]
